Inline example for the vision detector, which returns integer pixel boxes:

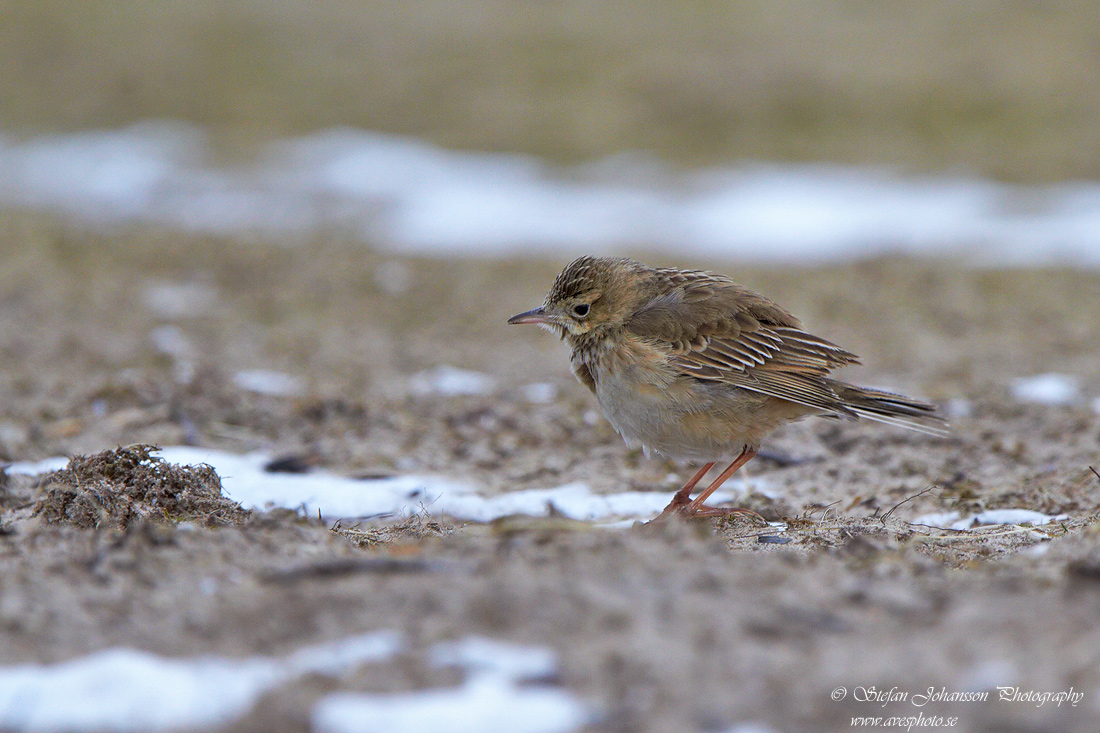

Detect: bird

[508,256,946,521]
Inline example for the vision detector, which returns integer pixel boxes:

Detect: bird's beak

[508,307,552,325]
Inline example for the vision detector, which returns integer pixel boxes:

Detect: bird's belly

[593,368,779,462]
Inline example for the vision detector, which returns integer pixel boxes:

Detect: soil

[2,214,1100,731]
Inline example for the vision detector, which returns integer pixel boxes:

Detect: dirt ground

[2,212,1100,731]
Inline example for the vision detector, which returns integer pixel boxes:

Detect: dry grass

[32,444,249,529]
[2,1,1099,179]
[331,514,453,549]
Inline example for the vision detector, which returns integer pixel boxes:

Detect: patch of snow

[911,511,962,529]
[6,123,1100,266]
[429,638,557,681]
[161,446,477,519]
[429,481,742,523]
[408,366,497,397]
[148,325,194,360]
[313,681,586,733]
[521,382,558,404]
[0,632,400,733]
[1010,373,1080,405]
[968,509,1067,527]
[913,509,1067,530]
[313,637,588,733]
[5,456,71,475]
[233,370,306,397]
[944,398,973,419]
[6,447,764,523]
[284,633,403,676]
[0,122,202,225]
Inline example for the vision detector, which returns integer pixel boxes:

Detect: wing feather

[627,274,862,415]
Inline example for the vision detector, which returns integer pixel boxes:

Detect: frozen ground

[3,123,1100,264]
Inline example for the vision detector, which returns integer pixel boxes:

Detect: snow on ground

[0,632,401,733]
[232,369,307,397]
[4,123,1100,265]
[521,382,559,404]
[0,634,587,733]
[314,638,588,733]
[407,366,498,397]
[148,326,196,360]
[5,447,754,522]
[912,510,1069,531]
[1010,373,1081,405]
[4,444,1073,528]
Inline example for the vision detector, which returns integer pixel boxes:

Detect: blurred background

[5,0,1100,176]
[3,0,1100,264]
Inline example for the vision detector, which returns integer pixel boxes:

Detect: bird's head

[507,256,646,343]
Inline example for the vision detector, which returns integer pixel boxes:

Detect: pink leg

[653,447,765,523]
[685,447,757,512]
[654,462,715,520]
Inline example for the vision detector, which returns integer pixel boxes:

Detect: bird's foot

[651,497,766,525]
[685,505,767,524]
[652,491,692,522]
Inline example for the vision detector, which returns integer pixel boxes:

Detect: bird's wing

[626,272,862,416]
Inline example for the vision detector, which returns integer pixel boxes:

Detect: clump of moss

[33,444,248,529]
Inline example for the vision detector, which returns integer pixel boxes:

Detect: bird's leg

[654,462,715,519]
[686,447,756,511]
[678,447,766,522]
[671,462,716,504]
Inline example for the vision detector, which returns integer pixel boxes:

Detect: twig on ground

[814,500,842,523]
[881,485,938,523]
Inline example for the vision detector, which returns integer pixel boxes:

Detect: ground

[1,212,1099,731]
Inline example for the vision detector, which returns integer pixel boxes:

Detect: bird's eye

[572,303,590,318]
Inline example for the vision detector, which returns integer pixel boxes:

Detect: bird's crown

[544,256,639,306]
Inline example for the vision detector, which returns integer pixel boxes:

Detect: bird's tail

[826,380,949,437]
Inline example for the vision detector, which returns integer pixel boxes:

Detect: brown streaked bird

[508,256,946,521]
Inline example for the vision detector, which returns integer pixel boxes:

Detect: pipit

[509,256,946,521]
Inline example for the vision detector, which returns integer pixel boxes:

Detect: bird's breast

[574,336,781,462]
